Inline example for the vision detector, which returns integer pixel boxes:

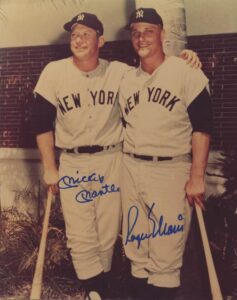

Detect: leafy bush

[0,201,83,299]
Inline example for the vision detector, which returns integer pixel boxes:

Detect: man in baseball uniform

[120,8,212,300]
[33,12,130,299]
[33,10,202,300]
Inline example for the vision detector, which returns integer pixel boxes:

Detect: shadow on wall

[114,0,136,40]
[51,29,70,46]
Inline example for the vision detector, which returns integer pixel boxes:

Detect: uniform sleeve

[33,62,58,107]
[183,65,209,107]
[32,93,56,135]
[187,88,213,134]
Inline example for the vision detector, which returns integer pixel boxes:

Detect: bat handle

[195,203,223,300]
[30,189,53,300]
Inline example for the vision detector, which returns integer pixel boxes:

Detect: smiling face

[70,24,104,62]
[130,22,164,59]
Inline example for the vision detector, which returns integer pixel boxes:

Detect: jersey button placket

[136,87,146,153]
[86,75,94,146]
[86,77,91,107]
[87,114,93,146]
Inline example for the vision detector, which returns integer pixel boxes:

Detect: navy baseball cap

[125,7,163,30]
[64,12,104,35]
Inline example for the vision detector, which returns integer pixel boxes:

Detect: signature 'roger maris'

[125,202,184,249]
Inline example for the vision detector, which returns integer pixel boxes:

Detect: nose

[75,34,83,42]
[138,32,146,41]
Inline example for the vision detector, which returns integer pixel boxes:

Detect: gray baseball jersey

[119,56,209,157]
[34,57,129,148]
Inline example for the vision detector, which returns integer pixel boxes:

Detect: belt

[125,153,172,161]
[125,152,191,163]
[64,144,119,154]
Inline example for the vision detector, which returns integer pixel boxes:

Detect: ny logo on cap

[77,13,85,21]
[136,9,144,19]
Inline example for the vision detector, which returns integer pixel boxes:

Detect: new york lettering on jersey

[57,89,119,115]
[34,57,130,148]
[120,56,208,119]
[123,86,181,116]
[120,56,209,157]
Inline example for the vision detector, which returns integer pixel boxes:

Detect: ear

[98,35,105,48]
[161,29,165,43]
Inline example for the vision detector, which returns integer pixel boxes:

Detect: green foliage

[0,201,83,299]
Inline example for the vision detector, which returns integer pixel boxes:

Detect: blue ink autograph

[76,184,120,203]
[125,202,184,249]
[57,171,120,204]
[58,171,104,189]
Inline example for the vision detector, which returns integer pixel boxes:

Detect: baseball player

[119,8,212,300]
[33,11,203,300]
[33,12,129,299]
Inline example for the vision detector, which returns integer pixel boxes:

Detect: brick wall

[0,33,236,151]
[0,41,135,148]
[188,33,237,151]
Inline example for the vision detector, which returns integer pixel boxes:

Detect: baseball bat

[30,189,53,300]
[195,203,223,300]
